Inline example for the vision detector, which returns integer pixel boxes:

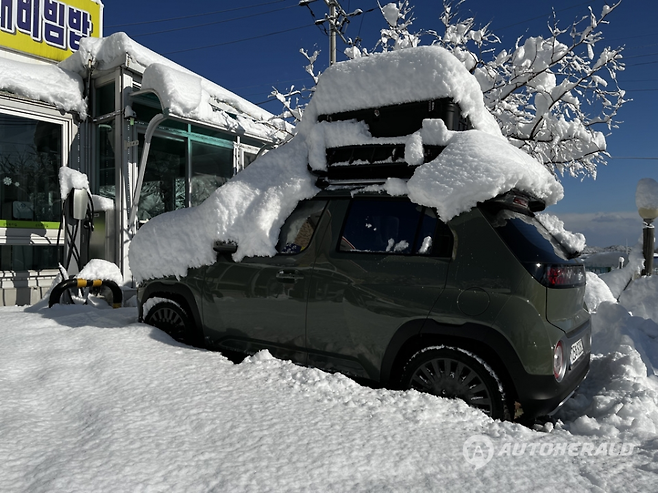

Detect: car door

[201,199,329,364]
[306,196,453,380]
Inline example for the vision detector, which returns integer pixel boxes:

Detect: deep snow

[1,270,658,492]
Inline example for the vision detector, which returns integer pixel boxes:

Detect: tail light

[541,264,586,288]
[553,341,566,382]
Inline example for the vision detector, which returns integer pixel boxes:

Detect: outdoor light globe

[636,178,658,221]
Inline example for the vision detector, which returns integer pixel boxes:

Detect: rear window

[484,210,571,264]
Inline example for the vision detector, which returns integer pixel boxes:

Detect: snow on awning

[138,63,291,144]
[0,57,87,118]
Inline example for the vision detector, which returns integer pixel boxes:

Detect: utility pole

[299,0,362,65]
[329,1,337,65]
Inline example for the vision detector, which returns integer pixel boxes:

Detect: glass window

[97,120,115,200]
[485,210,570,263]
[0,245,61,270]
[277,200,327,255]
[244,151,258,168]
[190,142,233,207]
[94,82,115,117]
[137,134,186,221]
[0,113,62,226]
[339,198,451,256]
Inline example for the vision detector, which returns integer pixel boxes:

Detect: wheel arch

[380,319,523,403]
[139,282,203,332]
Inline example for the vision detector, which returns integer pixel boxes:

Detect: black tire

[144,300,203,347]
[400,346,508,420]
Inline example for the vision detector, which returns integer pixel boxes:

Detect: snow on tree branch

[423,1,627,178]
[275,1,626,179]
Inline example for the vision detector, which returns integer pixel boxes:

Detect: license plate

[570,338,584,365]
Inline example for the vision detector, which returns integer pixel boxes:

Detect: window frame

[0,96,77,273]
[337,196,453,258]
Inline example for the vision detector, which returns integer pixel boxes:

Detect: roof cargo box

[317,98,471,137]
[312,99,470,186]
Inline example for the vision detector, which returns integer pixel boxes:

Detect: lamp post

[636,178,658,276]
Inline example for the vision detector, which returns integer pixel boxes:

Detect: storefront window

[0,113,61,227]
[0,245,61,271]
[97,120,116,199]
[137,134,186,221]
[191,142,233,206]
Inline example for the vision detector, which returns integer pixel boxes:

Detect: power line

[622,51,658,60]
[130,4,299,38]
[163,24,315,55]
[626,60,658,67]
[106,0,291,28]
[495,0,595,31]
[609,157,658,160]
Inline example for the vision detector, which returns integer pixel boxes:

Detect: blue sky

[103,0,657,247]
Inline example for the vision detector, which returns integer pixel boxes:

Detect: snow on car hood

[129,45,563,283]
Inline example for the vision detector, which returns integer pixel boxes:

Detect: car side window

[339,198,452,256]
[276,200,327,255]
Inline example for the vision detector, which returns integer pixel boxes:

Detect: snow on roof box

[300,45,502,137]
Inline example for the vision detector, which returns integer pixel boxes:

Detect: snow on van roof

[0,57,87,118]
[129,45,564,283]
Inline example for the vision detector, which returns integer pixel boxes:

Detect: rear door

[305,196,453,380]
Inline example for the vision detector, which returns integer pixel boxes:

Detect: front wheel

[400,346,509,420]
[144,300,203,347]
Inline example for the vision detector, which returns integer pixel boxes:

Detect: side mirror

[213,241,238,255]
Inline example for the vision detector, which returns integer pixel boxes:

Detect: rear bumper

[515,319,591,418]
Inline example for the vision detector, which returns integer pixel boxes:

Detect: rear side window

[339,198,452,256]
[485,210,570,263]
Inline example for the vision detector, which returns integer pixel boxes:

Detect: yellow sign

[0,0,103,62]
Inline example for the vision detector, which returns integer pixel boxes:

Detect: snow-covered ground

[1,273,658,492]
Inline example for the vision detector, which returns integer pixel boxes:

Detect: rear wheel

[144,300,203,347]
[400,346,508,420]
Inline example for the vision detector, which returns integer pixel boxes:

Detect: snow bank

[619,276,658,321]
[0,58,86,118]
[2,304,657,492]
[585,271,616,311]
[599,245,644,299]
[130,46,564,282]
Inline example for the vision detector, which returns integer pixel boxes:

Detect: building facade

[0,1,288,305]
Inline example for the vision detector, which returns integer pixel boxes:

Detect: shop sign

[0,0,103,62]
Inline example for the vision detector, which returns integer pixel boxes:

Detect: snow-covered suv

[132,46,590,421]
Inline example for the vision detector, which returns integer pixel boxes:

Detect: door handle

[276,270,303,283]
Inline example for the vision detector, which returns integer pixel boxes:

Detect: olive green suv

[138,187,590,422]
